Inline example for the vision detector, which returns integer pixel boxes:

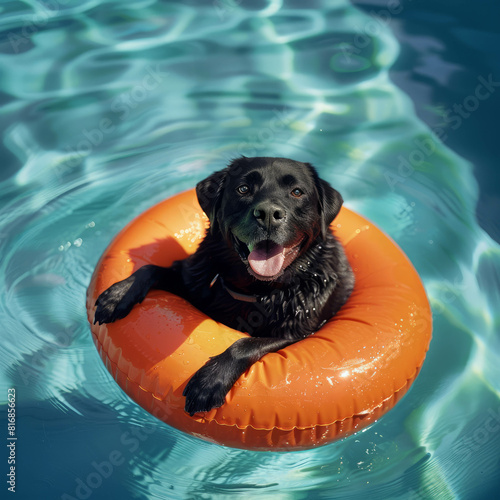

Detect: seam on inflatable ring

[91,326,429,433]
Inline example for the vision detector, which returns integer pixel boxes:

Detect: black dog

[94,157,354,415]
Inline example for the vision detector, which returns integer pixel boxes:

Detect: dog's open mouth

[246,238,304,280]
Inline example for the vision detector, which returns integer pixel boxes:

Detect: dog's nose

[253,202,286,227]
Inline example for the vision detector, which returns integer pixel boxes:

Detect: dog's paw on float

[183,350,244,416]
[94,276,148,324]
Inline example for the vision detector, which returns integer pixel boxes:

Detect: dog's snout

[253,202,286,227]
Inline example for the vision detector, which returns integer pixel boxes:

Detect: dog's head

[196,157,343,281]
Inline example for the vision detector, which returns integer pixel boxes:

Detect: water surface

[0,1,499,499]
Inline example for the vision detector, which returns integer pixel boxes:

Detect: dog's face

[197,157,343,281]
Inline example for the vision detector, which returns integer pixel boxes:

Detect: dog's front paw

[94,276,148,325]
[183,350,246,416]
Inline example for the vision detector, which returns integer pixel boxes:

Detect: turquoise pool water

[1,1,499,499]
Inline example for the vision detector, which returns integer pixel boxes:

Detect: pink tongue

[248,242,285,277]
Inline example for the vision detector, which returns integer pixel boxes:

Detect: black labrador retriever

[94,157,354,415]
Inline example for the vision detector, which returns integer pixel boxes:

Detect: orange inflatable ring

[87,189,432,451]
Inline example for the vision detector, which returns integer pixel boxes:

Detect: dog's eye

[237,185,250,195]
[291,188,303,198]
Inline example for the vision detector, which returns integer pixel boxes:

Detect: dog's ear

[196,168,228,234]
[317,179,343,238]
[307,164,343,239]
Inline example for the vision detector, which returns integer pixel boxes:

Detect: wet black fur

[94,157,354,415]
